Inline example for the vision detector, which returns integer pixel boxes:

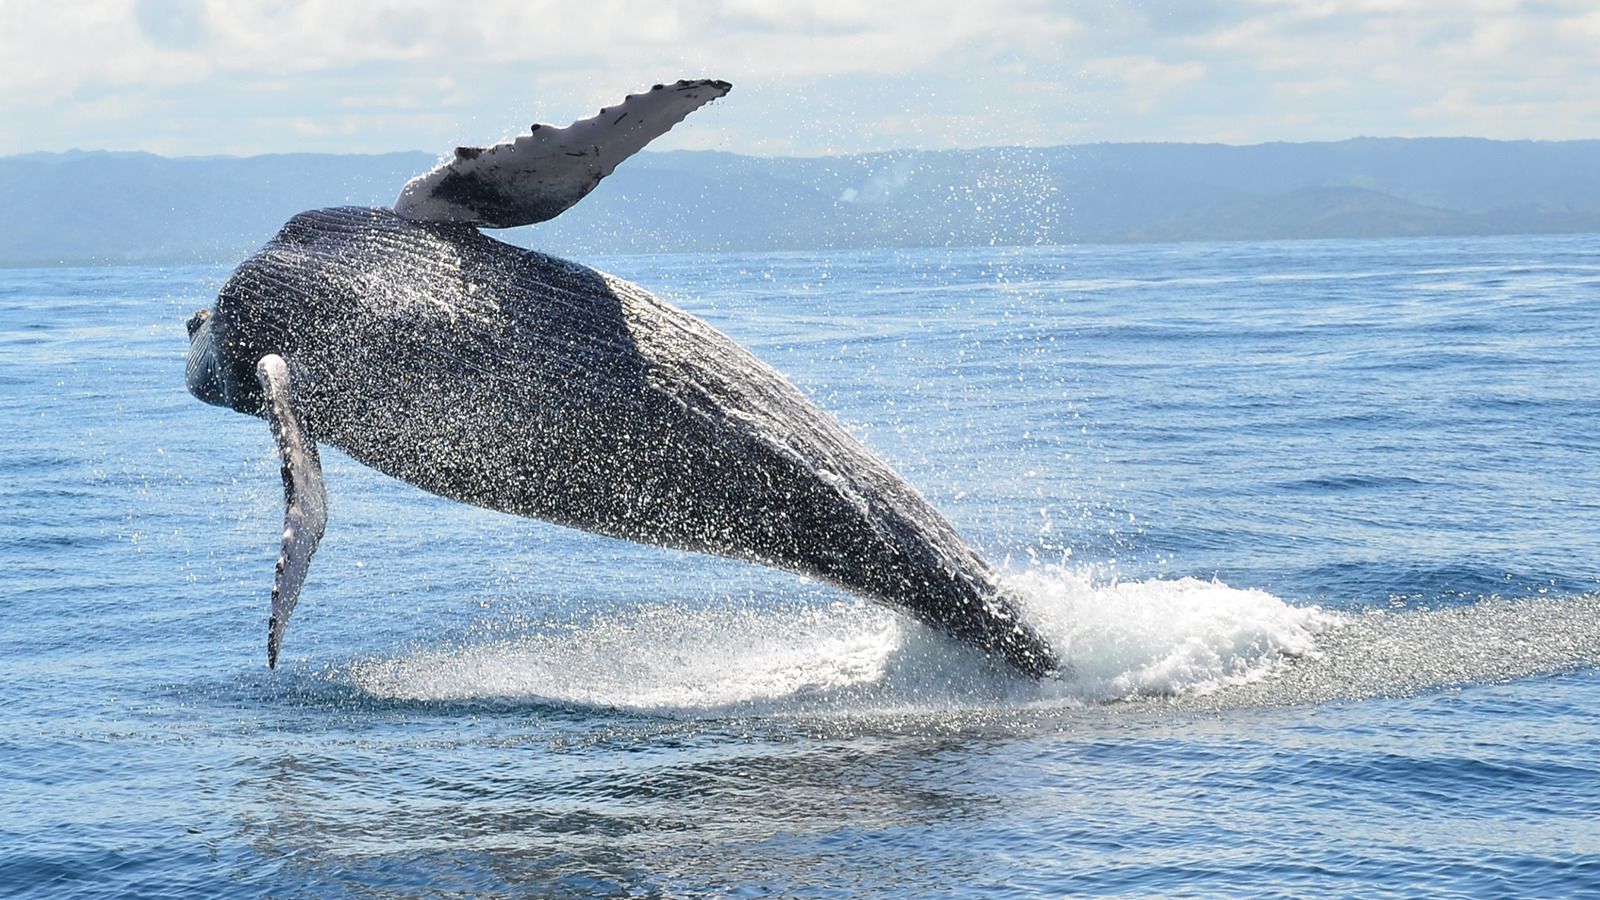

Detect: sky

[3,0,1598,158]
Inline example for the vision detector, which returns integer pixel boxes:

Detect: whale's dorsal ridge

[393,78,732,229]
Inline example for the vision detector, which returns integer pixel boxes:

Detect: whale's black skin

[188,206,1058,678]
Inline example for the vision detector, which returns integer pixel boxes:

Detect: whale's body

[192,206,1057,677]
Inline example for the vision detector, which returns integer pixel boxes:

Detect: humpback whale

[186,79,1058,679]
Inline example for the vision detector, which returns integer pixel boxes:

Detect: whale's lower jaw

[202,206,1059,678]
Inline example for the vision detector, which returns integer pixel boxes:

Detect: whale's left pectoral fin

[393,78,731,228]
[255,354,327,669]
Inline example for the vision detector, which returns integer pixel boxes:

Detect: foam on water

[343,602,906,712]
[340,564,1338,714]
[1200,591,1600,709]
[1011,565,1340,703]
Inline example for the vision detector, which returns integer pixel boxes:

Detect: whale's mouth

[185,308,230,408]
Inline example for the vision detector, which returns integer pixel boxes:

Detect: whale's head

[185,307,231,408]
[186,302,269,416]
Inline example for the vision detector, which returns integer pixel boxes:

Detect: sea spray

[1007,565,1343,703]
[343,601,905,711]
[340,565,1340,712]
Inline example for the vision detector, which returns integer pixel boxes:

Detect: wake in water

[335,558,1600,716]
[340,565,1340,714]
[1200,592,1600,710]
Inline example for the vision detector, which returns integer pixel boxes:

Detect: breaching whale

[186,79,1059,678]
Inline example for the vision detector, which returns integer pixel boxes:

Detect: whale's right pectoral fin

[255,354,327,669]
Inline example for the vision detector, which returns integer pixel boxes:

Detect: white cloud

[0,0,1595,155]
[1082,56,1206,113]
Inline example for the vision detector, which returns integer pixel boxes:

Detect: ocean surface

[3,233,1599,897]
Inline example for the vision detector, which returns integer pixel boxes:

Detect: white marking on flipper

[256,354,328,669]
[392,78,731,228]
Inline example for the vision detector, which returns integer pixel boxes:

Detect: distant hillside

[0,150,431,267]
[3,138,1599,266]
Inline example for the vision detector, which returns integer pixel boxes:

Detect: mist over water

[4,233,1599,896]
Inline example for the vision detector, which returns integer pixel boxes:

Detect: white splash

[1009,565,1342,703]
[346,602,905,711]
[342,565,1341,714]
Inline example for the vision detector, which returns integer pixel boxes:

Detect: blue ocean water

[2,233,1599,897]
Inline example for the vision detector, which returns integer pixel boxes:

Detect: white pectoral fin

[255,354,328,669]
[393,78,731,228]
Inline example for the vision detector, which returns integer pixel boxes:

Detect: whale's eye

[186,308,212,339]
